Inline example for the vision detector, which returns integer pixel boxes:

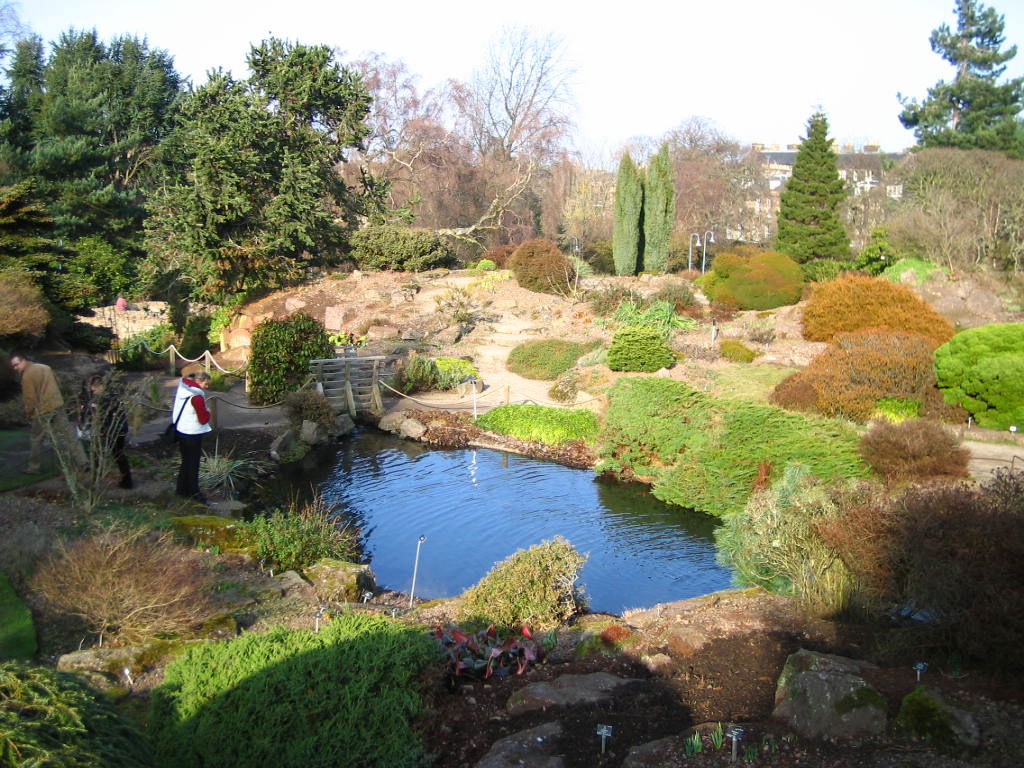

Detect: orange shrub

[770,329,938,422]
[859,419,970,482]
[509,238,574,295]
[801,273,955,347]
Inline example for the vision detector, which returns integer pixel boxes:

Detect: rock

[276,570,316,601]
[398,417,427,440]
[378,412,405,433]
[284,297,307,312]
[640,653,674,674]
[216,346,249,367]
[664,625,711,657]
[474,722,564,768]
[773,649,887,740]
[400,328,425,341]
[623,734,687,768]
[57,646,146,691]
[506,672,638,716]
[457,377,485,395]
[222,327,251,350]
[304,558,376,602]
[300,419,328,445]
[433,325,463,346]
[323,306,347,331]
[365,325,399,341]
[269,429,295,462]
[895,685,980,752]
[334,413,356,435]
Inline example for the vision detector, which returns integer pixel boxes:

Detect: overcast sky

[18,0,1024,161]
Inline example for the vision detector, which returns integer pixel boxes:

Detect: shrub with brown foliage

[483,244,517,268]
[509,238,575,295]
[0,268,49,339]
[770,329,939,422]
[30,523,216,646]
[819,471,1024,671]
[859,419,970,482]
[801,273,955,347]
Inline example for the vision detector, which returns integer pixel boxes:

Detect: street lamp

[702,231,716,273]
[688,233,701,271]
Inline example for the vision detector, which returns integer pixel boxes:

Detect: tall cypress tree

[775,112,849,264]
[642,142,674,273]
[899,0,1024,157]
[612,152,643,275]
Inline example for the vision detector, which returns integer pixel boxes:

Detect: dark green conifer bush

[607,326,674,372]
[349,225,455,271]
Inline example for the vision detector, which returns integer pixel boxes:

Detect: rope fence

[115,339,248,376]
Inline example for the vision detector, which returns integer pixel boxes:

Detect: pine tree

[899,0,1024,157]
[775,112,850,264]
[642,142,674,273]
[612,152,643,276]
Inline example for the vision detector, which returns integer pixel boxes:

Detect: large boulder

[475,722,564,768]
[304,558,376,603]
[773,649,888,740]
[506,672,638,716]
[895,685,980,753]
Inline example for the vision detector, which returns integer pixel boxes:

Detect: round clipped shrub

[509,238,575,295]
[719,339,757,363]
[859,419,969,482]
[934,323,1024,430]
[458,536,588,631]
[703,248,804,310]
[349,224,455,271]
[507,339,587,380]
[0,661,153,767]
[801,273,955,347]
[248,313,333,404]
[607,326,674,372]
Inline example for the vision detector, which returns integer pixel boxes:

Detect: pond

[285,430,734,614]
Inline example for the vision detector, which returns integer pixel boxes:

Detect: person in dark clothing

[172,370,212,504]
[82,374,133,489]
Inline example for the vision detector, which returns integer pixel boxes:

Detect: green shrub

[719,339,757,363]
[349,224,455,271]
[597,377,869,517]
[872,397,922,423]
[801,258,849,283]
[703,248,804,310]
[179,314,212,359]
[934,323,1024,430]
[881,257,945,285]
[458,537,588,631]
[0,572,36,659]
[476,404,600,446]
[715,465,856,616]
[283,388,335,431]
[475,258,497,271]
[507,339,587,380]
[247,313,333,405]
[117,323,177,371]
[398,355,479,393]
[509,238,575,295]
[771,330,939,423]
[801,273,955,347]
[1,661,153,767]
[853,229,900,276]
[241,495,359,572]
[66,235,135,306]
[149,612,438,768]
[607,326,674,372]
[859,419,969,482]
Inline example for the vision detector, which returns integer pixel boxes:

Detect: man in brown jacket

[10,352,86,474]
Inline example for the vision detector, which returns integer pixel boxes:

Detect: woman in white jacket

[172,370,212,503]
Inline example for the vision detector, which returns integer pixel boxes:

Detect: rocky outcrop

[474,722,564,768]
[505,672,639,716]
[772,649,888,740]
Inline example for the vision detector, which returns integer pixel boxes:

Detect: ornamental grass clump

[241,493,359,572]
[476,403,600,446]
[507,339,588,380]
[1,661,153,768]
[458,537,588,631]
[398,354,479,393]
[149,612,438,768]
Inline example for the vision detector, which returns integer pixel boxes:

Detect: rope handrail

[120,339,248,375]
[377,379,604,410]
[131,375,315,414]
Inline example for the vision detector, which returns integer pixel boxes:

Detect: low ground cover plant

[149,612,438,768]
[801,273,955,346]
[0,573,36,659]
[506,339,589,380]
[458,537,588,631]
[29,522,216,647]
[1,661,153,767]
[434,624,553,680]
[719,339,757,363]
[934,322,1024,430]
[476,403,600,446]
[598,377,869,517]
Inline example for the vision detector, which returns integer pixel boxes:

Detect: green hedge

[597,377,869,517]
[149,612,437,768]
[934,323,1024,430]
[476,404,600,446]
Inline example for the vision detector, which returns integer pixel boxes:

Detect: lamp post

[688,233,701,271]
[702,231,716,273]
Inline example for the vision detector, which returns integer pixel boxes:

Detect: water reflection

[286,430,733,614]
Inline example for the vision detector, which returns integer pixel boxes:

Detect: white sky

[17,0,1024,161]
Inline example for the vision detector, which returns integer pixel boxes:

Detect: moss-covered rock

[895,685,980,753]
[304,558,376,603]
[169,515,244,551]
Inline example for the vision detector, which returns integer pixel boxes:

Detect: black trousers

[176,432,204,498]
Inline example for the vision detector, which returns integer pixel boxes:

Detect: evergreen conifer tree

[612,152,643,275]
[642,142,674,273]
[775,112,850,264]
[899,0,1024,157]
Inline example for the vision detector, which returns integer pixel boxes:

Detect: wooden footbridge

[309,354,395,417]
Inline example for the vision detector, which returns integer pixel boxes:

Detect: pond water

[285,430,734,614]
